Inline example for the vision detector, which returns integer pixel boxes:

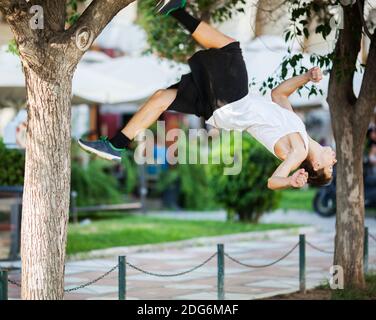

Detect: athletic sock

[109,131,132,149]
[170,8,201,34]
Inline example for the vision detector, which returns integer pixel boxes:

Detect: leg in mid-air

[158,0,236,49]
[78,0,237,161]
[78,88,177,161]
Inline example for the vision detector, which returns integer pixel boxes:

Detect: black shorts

[166,41,249,120]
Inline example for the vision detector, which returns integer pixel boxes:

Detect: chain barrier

[224,242,299,268]
[125,252,218,277]
[1,268,22,287]
[6,253,217,290]
[8,278,21,287]
[64,264,119,293]
[5,265,119,292]
[306,241,334,254]
[4,234,374,292]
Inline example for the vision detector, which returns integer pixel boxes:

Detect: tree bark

[327,1,376,289]
[331,116,366,288]
[0,0,137,299]
[21,65,73,300]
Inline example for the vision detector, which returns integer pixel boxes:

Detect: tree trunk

[0,0,135,300]
[332,113,366,288]
[327,2,368,289]
[237,210,261,223]
[21,65,73,299]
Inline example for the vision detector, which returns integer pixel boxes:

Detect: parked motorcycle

[313,163,376,217]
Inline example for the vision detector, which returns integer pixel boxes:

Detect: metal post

[9,202,21,260]
[364,227,369,274]
[299,234,306,293]
[118,256,126,300]
[217,244,224,300]
[70,191,78,224]
[139,164,147,214]
[0,270,8,300]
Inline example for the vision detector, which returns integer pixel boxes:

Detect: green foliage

[178,162,217,209]
[210,133,281,222]
[137,0,197,62]
[315,273,376,300]
[0,139,25,186]
[6,39,19,56]
[136,0,247,61]
[157,163,217,210]
[279,188,315,211]
[331,273,376,300]
[261,0,364,96]
[121,150,138,194]
[156,135,217,210]
[210,0,247,23]
[0,139,135,205]
[66,0,86,26]
[70,140,137,206]
[71,159,124,206]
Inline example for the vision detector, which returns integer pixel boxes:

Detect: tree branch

[328,2,363,106]
[0,0,12,11]
[0,0,27,15]
[357,0,373,39]
[43,0,67,32]
[355,31,376,135]
[2,1,35,47]
[64,0,135,61]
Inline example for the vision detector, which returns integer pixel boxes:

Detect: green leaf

[7,39,19,56]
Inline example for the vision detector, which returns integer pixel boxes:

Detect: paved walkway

[4,225,376,300]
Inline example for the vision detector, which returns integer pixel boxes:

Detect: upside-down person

[78,0,337,190]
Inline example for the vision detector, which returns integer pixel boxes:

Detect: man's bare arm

[267,150,308,190]
[271,67,323,112]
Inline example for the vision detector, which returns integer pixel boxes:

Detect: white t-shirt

[205,92,309,158]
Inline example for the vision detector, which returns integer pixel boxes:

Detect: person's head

[301,146,337,186]
[369,128,376,143]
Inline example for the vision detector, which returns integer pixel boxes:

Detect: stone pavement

[5,227,376,300]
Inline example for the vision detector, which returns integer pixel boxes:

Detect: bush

[155,129,218,210]
[136,0,246,62]
[0,138,136,206]
[71,140,137,206]
[210,133,281,222]
[157,162,218,210]
[0,138,25,186]
[71,159,125,206]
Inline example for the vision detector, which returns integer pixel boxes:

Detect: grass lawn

[279,188,316,211]
[67,214,299,255]
[265,272,376,300]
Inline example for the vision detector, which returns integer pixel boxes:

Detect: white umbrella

[0,46,93,105]
[75,54,187,103]
[0,45,187,106]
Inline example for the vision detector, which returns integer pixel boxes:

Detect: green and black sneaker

[155,0,186,16]
[77,136,125,162]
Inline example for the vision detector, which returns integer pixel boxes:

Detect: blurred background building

[1,0,376,261]
[0,0,375,186]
